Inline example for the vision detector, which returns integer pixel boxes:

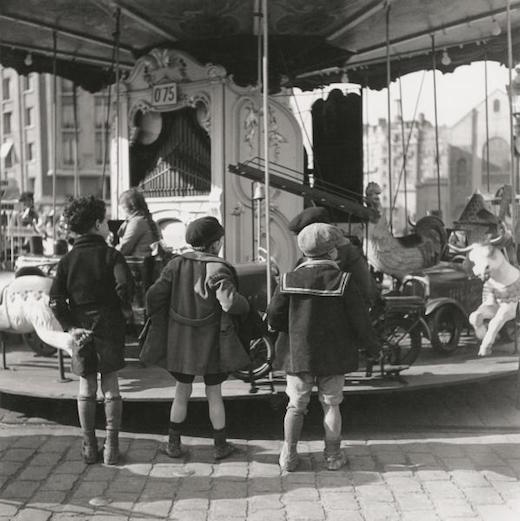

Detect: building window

[23,74,33,91]
[25,106,33,127]
[62,132,74,166]
[3,112,12,134]
[94,96,107,129]
[61,97,74,129]
[493,99,500,113]
[26,142,35,161]
[455,158,467,185]
[2,78,10,100]
[95,131,105,165]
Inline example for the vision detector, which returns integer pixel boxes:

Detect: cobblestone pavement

[1,375,520,521]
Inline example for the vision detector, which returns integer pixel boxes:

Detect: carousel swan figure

[0,269,74,356]
[365,182,448,279]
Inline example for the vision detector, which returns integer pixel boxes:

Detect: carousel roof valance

[1,0,520,92]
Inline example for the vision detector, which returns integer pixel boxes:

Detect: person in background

[49,196,134,465]
[268,223,381,472]
[288,206,378,306]
[144,216,250,461]
[116,188,161,257]
[12,191,44,254]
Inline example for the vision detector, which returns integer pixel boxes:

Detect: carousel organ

[130,107,211,197]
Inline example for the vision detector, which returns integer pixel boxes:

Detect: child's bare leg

[78,374,98,464]
[100,371,122,465]
[165,382,192,458]
[322,403,342,441]
[206,383,235,460]
[206,383,225,430]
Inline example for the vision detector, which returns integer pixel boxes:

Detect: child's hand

[70,328,92,348]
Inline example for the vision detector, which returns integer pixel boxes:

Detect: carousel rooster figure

[0,271,74,356]
[365,182,447,279]
[450,233,520,357]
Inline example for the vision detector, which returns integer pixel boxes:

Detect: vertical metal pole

[398,76,408,232]
[52,31,57,242]
[72,83,79,197]
[385,3,393,232]
[114,7,121,218]
[505,0,520,407]
[262,0,272,303]
[484,56,490,193]
[17,76,25,193]
[431,34,442,215]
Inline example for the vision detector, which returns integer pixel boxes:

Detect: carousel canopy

[1,0,520,92]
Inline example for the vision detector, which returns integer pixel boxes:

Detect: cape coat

[268,259,380,376]
[143,251,250,374]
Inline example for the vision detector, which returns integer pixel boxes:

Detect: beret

[185,216,224,247]
[297,223,341,258]
[288,207,331,234]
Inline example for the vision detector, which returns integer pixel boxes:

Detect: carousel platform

[0,336,518,402]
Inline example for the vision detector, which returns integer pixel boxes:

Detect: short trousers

[285,372,345,413]
[169,372,228,386]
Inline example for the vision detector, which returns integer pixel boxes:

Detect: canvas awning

[0,140,13,159]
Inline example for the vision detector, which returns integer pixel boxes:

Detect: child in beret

[268,223,380,472]
[145,216,250,460]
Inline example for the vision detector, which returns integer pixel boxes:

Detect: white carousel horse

[0,271,74,356]
[451,238,520,357]
[364,182,447,279]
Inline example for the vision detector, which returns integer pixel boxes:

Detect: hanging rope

[431,34,442,215]
[385,2,393,232]
[484,56,490,193]
[52,31,58,242]
[398,75,408,232]
[73,82,79,197]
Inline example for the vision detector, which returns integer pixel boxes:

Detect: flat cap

[288,207,331,234]
[185,216,224,247]
[297,223,341,258]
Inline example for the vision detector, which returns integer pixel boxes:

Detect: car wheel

[22,332,57,357]
[429,306,461,354]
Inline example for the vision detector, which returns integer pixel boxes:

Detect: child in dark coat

[49,196,134,465]
[268,223,380,472]
[145,216,250,460]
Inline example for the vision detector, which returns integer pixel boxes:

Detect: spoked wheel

[232,335,275,382]
[428,306,461,354]
[22,332,57,357]
[377,316,422,366]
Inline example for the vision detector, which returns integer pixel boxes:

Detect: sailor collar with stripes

[279,259,351,297]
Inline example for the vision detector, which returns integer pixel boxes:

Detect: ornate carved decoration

[243,101,287,161]
[188,92,211,134]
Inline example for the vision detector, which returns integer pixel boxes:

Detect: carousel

[0,0,519,403]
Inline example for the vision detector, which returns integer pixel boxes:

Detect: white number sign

[151,82,177,107]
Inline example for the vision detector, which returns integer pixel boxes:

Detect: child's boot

[165,422,186,458]
[213,428,237,460]
[103,396,122,465]
[324,439,347,471]
[279,407,304,472]
[77,396,98,464]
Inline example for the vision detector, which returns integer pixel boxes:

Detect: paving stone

[319,491,358,511]
[422,480,465,499]
[476,504,518,521]
[282,485,320,502]
[17,465,53,481]
[355,484,394,502]
[0,501,20,517]
[326,511,364,521]
[285,500,325,520]
[432,498,475,517]
[3,448,36,462]
[384,476,423,493]
[132,499,172,517]
[400,512,439,521]
[209,498,247,517]
[394,492,434,511]
[246,511,285,521]
[13,508,52,521]
[247,494,283,511]
[40,473,79,491]
[30,453,64,467]
[462,486,505,505]
[172,497,209,511]
[2,479,40,498]
[362,502,400,521]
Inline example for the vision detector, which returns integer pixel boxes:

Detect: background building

[0,66,110,213]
